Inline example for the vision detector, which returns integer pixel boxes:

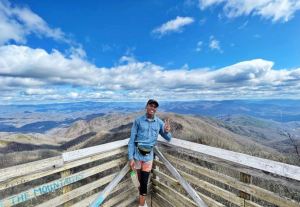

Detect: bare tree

[285,130,300,158]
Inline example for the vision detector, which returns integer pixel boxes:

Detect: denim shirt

[128,114,172,161]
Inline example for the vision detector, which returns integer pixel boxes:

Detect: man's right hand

[129,159,135,170]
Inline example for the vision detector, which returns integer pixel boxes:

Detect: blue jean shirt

[128,114,172,162]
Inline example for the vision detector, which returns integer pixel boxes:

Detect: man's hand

[164,118,171,133]
[129,159,135,170]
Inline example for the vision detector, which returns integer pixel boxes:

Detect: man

[128,99,172,207]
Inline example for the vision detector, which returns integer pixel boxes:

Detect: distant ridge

[1,112,299,168]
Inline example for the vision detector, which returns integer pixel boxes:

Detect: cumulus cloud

[0,0,66,45]
[0,76,44,90]
[199,0,300,22]
[0,45,97,86]
[0,44,300,103]
[211,59,274,84]
[152,16,194,37]
[209,36,222,52]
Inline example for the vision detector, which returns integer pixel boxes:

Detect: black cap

[147,99,159,107]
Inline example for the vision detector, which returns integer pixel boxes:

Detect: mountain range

[0,111,299,168]
[0,100,299,168]
[1,100,300,134]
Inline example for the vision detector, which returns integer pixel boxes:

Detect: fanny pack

[135,143,153,156]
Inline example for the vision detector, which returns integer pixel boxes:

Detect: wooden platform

[0,137,299,207]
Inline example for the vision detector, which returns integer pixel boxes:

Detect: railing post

[153,154,160,181]
[239,172,252,206]
[154,147,208,207]
[90,164,130,207]
[61,169,72,207]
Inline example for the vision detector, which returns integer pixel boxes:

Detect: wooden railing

[0,137,300,207]
[151,137,300,207]
[0,139,139,207]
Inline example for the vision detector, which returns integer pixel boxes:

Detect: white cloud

[196,41,203,52]
[211,59,274,84]
[68,92,79,99]
[152,16,194,37]
[1,44,300,102]
[209,36,222,52]
[0,76,44,90]
[199,0,300,22]
[24,88,55,95]
[199,0,224,9]
[0,45,97,86]
[0,0,66,45]
[119,55,136,64]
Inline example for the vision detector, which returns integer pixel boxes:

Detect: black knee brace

[140,171,150,195]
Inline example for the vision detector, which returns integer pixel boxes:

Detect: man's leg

[139,160,153,206]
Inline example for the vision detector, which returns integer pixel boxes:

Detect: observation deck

[0,137,299,207]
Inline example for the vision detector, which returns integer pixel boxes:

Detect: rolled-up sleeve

[128,119,138,160]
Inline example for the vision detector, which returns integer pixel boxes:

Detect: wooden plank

[154,147,208,207]
[70,179,134,207]
[152,169,181,189]
[161,144,300,190]
[152,169,226,207]
[161,154,300,207]
[62,139,129,162]
[153,178,194,207]
[153,179,197,207]
[102,187,136,207]
[35,173,116,207]
[0,156,63,183]
[244,200,264,207]
[179,169,244,206]
[90,163,129,207]
[158,137,300,181]
[114,195,138,207]
[152,192,174,207]
[0,158,127,207]
[0,147,126,191]
[154,186,188,207]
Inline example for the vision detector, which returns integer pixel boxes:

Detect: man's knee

[139,171,150,195]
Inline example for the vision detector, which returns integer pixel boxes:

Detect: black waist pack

[136,143,152,156]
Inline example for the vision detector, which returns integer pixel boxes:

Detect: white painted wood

[62,139,129,162]
[0,147,126,191]
[154,147,208,207]
[35,173,116,207]
[162,154,300,207]
[158,137,300,181]
[0,158,126,207]
[0,156,63,183]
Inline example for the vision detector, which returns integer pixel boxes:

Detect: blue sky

[0,0,300,104]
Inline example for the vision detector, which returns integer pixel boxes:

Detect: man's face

[146,103,157,116]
